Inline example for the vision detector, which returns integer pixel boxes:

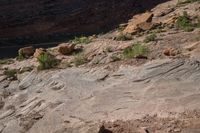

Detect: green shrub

[115,33,132,41]
[0,59,14,65]
[71,36,92,44]
[73,53,88,66]
[176,12,193,31]
[17,50,26,61]
[110,55,121,62]
[178,0,200,4]
[123,43,149,59]
[37,53,59,70]
[144,33,157,43]
[4,69,18,80]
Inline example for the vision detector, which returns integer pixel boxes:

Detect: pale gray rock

[0,58,200,133]
[18,71,37,90]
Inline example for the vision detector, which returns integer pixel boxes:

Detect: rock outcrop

[123,12,154,34]
[58,43,75,55]
[18,46,35,57]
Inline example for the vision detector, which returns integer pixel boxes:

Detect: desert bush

[123,43,149,59]
[71,36,92,44]
[178,0,200,5]
[73,53,88,66]
[37,53,59,70]
[4,69,18,80]
[115,33,132,41]
[144,33,157,43]
[0,59,14,65]
[176,12,194,31]
[17,50,26,61]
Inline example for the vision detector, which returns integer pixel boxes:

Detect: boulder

[123,12,154,35]
[163,48,179,56]
[18,46,35,57]
[58,43,76,55]
[162,15,178,25]
[34,48,46,58]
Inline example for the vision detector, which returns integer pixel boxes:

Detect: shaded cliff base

[0,0,171,49]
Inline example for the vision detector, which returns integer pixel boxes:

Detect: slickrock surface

[1,58,200,133]
[1,0,200,132]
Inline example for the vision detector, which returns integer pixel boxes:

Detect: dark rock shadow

[0,0,171,58]
[98,126,113,133]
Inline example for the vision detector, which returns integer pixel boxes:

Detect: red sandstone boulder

[58,43,76,55]
[18,46,35,57]
[123,12,154,35]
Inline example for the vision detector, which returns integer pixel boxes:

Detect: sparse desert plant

[115,33,132,41]
[110,55,121,62]
[0,59,14,65]
[144,33,157,43]
[196,18,200,28]
[4,69,18,80]
[105,46,113,53]
[117,24,126,32]
[37,53,59,70]
[176,12,194,31]
[178,0,200,5]
[123,43,149,59]
[73,53,88,66]
[17,50,26,61]
[71,36,92,44]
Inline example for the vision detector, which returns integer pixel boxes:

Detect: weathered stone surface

[123,12,154,34]
[58,43,75,55]
[1,58,200,132]
[184,41,200,51]
[18,71,37,90]
[0,99,5,109]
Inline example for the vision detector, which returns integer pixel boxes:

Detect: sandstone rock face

[58,43,75,55]
[33,48,46,59]
[123,12,154,34]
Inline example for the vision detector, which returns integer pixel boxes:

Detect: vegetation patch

[175,12,200,32]
[176,12,194,31]
[0,59,14,65]
[37,53,60,70]
[17,50,26,61]
[73,53,88,66]
[71,36,92,44]
[178,0,200,5]
[114,33,132,41]
[123,43,149,59]
[4,69,18,80]
[144,33,157,43]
